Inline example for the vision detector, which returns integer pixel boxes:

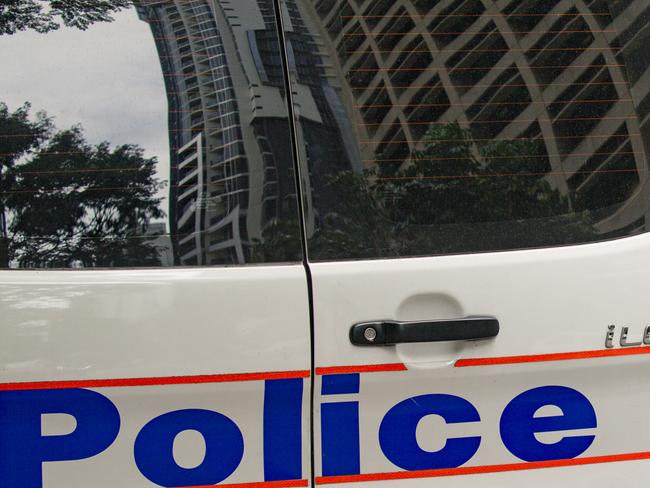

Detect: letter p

[0,388,120,488]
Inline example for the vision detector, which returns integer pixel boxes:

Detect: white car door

[0,2,311,487]
[280,0,650,486]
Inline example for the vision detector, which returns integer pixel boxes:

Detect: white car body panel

[0,266,310,379]
[311,232,650,487]
[0,266,311,487]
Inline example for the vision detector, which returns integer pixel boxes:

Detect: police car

[2,0,650,486]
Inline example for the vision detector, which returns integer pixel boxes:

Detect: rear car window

[281,0,650,260]
[0,0,302,269]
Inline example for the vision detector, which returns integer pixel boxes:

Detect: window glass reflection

[283,0,650,260]
[0,0,302,269]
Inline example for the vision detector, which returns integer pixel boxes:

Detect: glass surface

[284,0,650,260]
[0,0,302,268]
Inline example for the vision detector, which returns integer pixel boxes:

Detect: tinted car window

[279,0,650,260]
[0,0,302,268]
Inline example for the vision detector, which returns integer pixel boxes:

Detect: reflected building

[144,222,175,267]
[297,0,650,236]
[135,0,359,265]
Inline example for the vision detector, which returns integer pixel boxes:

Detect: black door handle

[350,317,499,346]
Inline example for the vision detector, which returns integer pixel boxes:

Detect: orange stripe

[316,451,650,484]
[181,479,309,488]
[0,370,311,391]
[455,346,650,367]
[316,363,407,375]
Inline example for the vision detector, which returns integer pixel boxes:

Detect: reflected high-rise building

[297,0,650,236]
[137,0,650,258]
[135,0,359,265]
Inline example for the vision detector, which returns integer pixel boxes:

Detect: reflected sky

[0,8,170,211]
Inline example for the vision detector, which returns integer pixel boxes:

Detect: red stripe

[0,370,311,391]
[316,363,407,375]
[455,346,650,367]
[181,479,309,488]
[316,451,650,484]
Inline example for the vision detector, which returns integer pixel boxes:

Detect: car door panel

[0,266,311,487]
[310,234,650,486]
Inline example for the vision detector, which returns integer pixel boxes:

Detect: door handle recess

[350,317,499,346]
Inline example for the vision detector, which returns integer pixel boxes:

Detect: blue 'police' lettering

[500,385,597,462]
[134,409,244,487]
[263,379,304,481]
[378,394,481,471]
[0,380,601,487]
[321,401,360,476]
[321,374,361,476]
[321,373,360,395]
[0,388,120,488]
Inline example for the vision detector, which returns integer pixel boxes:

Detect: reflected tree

[0,0,130,35]
[0,102,164,268]
[256,123,594,260]
[250,218,303,264]
[0,102,50,267]
[367,123,593,257]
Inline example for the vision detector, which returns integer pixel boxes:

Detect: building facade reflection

[294,0,650,239]
[136,0,359,265]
